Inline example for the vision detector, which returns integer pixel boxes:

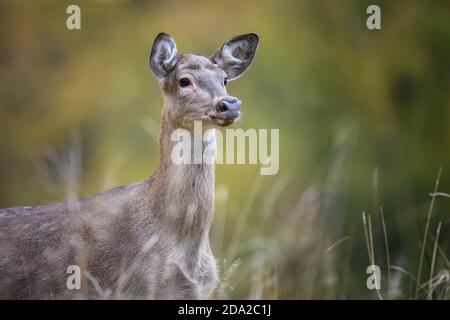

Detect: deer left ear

[211,33,259,80]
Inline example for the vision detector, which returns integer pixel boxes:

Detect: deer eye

[224,78,228,86]
[179,78,191,87]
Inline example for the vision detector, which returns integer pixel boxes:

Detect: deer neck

[154,107,216,252]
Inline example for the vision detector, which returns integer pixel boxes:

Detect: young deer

[0,33,259,299]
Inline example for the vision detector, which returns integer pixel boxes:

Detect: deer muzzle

[216,97,241,120]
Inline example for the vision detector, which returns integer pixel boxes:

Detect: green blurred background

[1,0,449,299]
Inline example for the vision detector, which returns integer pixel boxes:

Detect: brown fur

[0,32,258,299]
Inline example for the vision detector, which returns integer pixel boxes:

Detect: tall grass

[31,131,450,300]
[212,169,449,300]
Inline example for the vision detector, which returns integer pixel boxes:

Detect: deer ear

[149,33,177,81]
[211,33,259,80]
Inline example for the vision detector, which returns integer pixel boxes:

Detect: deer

[0,32,259,299]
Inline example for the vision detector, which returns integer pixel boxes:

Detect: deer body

[0,33,258,299]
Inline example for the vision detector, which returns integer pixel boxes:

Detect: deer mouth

[210,112,240,127]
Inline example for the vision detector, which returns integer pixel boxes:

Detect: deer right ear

[149,33,177,81]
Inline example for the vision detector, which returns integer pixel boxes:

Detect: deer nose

[217,98,241,114]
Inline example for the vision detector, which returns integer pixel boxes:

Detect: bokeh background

[1,0,449,299]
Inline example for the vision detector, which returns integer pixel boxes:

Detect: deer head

[149,33,259,130]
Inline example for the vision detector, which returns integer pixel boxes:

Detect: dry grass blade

[368,215,375,266]
[428,192,450,198]
[362,212,383,300]
[428,222,442,299]
[379,206,391,299]
[325,235,349,254]
[391,265,418,283]
[213,259,241,299]
[429,233,450,269]
[415,167,442,298]
[362,212,372,263]
[368,214,383,300]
